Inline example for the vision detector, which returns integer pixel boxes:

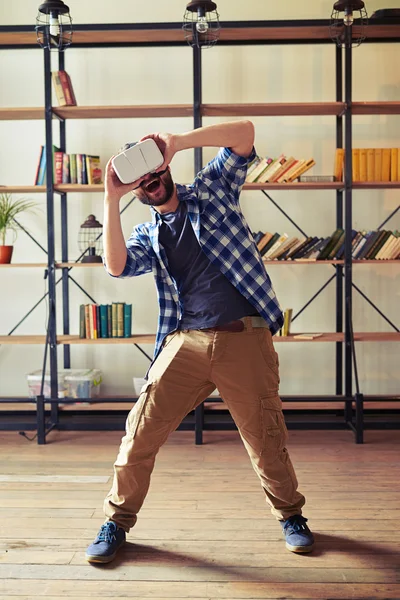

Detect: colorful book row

[79,303,132,339]
[253,229,400,261]
[246,154,316,184]
[34,146,102,185]
[334,148,400,182]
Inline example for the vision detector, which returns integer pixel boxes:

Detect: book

[299,175,336,182]
[257,232,274,254]
[359,148,367,181]
[374,148,382,181]
[287,158,316,182]
[112,303,118,337]
[117,302,124,337]
[51,71,67,106]
[99,305,108,338]
[352,148,360,182]
[58,70,77,106]
[124,304,132,338]
[86,155,102,184]
[282,308,293,336]
[382,148,391,182]
[391,148,398,182]
[366,148,375,181]
[34,146,44,185]
[79,304,86,339]
[334,148,344,181]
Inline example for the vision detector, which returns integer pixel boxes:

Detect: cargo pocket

[260,394,288,459]
[126,381,152,438]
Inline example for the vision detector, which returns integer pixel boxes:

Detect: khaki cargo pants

[104,317,305,531]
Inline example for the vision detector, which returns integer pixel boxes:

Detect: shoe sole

[85,540,125,564]
[285,542,314,553]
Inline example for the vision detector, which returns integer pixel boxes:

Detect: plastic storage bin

[65,369,102,399]
[26,370,69,399]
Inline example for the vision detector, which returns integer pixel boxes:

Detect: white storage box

[26,370,69,399]
[65,369,102,399]
[133,377,220,397]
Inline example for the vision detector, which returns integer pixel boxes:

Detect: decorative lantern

[183,0,221,49]
[78,215,103,263]
[36,0,73,51]
[330,0,368,47]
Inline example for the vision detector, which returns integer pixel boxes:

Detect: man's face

[133,167,174,208]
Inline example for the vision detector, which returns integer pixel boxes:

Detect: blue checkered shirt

[104,147,283,361]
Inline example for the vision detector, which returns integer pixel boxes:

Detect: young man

[85,120,314,564]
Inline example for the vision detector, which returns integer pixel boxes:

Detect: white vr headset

[112,139,164,184]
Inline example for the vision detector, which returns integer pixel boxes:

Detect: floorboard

[0,429,399,599]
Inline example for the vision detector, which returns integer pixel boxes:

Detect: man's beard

[137,172,175,207]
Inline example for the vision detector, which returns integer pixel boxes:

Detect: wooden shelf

[244,182,342,191]
[0,336,47,345]
[2,332,398,345]
[0,263,47,268]
[56,262,103,268]
[57,334,156,345]
[0,186,46,193]
[54,184,104,193]
[264,260,400,265]
[1,21,400,47]
[52,105,193,120]
[0,107,44,120]
[353,182,400,189]
[352,102,400,115]
[202,102,345,117]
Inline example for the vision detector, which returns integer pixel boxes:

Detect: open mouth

[145,179,161,193]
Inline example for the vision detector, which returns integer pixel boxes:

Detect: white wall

[0,0,399,398]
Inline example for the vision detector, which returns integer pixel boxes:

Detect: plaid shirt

[104,147,283,362]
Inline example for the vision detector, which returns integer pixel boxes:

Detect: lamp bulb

[49,13,60,37]
[343,11,354,26]
[196,16,209,34]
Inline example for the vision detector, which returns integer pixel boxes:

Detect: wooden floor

[0,429,399,599]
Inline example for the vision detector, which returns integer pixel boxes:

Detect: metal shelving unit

[0,18,399,444]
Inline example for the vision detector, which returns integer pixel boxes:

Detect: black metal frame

[1,18,399,444]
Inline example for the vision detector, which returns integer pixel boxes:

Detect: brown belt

[203,319,245,333]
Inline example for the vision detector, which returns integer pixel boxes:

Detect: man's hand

[104,156,147,203]
[138,132,176,172]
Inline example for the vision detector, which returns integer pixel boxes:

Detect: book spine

[117,303,124,338]
[112,303,118,337]
[51,71,67,106]
[99,304,108,338]
[79,304,86,339]
[124,304,132,338]
[70,154,77,184]
[85,305,91,339]
[107,304,112,338]
[58,70,74,105]
[34,146,44,185]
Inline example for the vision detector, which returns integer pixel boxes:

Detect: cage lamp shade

[78,215,103,263]
[183,0,221,49]
[330,0,368,47]
[36,0,73,51]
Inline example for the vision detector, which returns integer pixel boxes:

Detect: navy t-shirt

[158,201,258,329]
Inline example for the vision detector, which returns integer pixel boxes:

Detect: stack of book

[79,303,132,339]
[253,229,400,261]
[246,154,316,184]
[34,146,102,185]
[334,147,400,182]
[52,70,77,106]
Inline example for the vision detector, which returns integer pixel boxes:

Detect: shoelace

[97,522,117,543]
[284,516,308,533]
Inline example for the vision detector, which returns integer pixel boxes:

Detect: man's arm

[174,120,255,158]
[103,156,151,277]
[140,120,255,172]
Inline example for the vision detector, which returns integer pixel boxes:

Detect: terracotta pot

[0,245,13,264]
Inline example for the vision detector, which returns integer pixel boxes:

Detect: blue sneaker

[85,521,126,564]
[280,515,314,553]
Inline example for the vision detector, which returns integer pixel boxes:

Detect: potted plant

[0,193,38,264]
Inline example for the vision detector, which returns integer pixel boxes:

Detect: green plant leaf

[0,193,39,246]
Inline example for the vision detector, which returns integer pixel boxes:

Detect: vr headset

[112,139,164,184]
